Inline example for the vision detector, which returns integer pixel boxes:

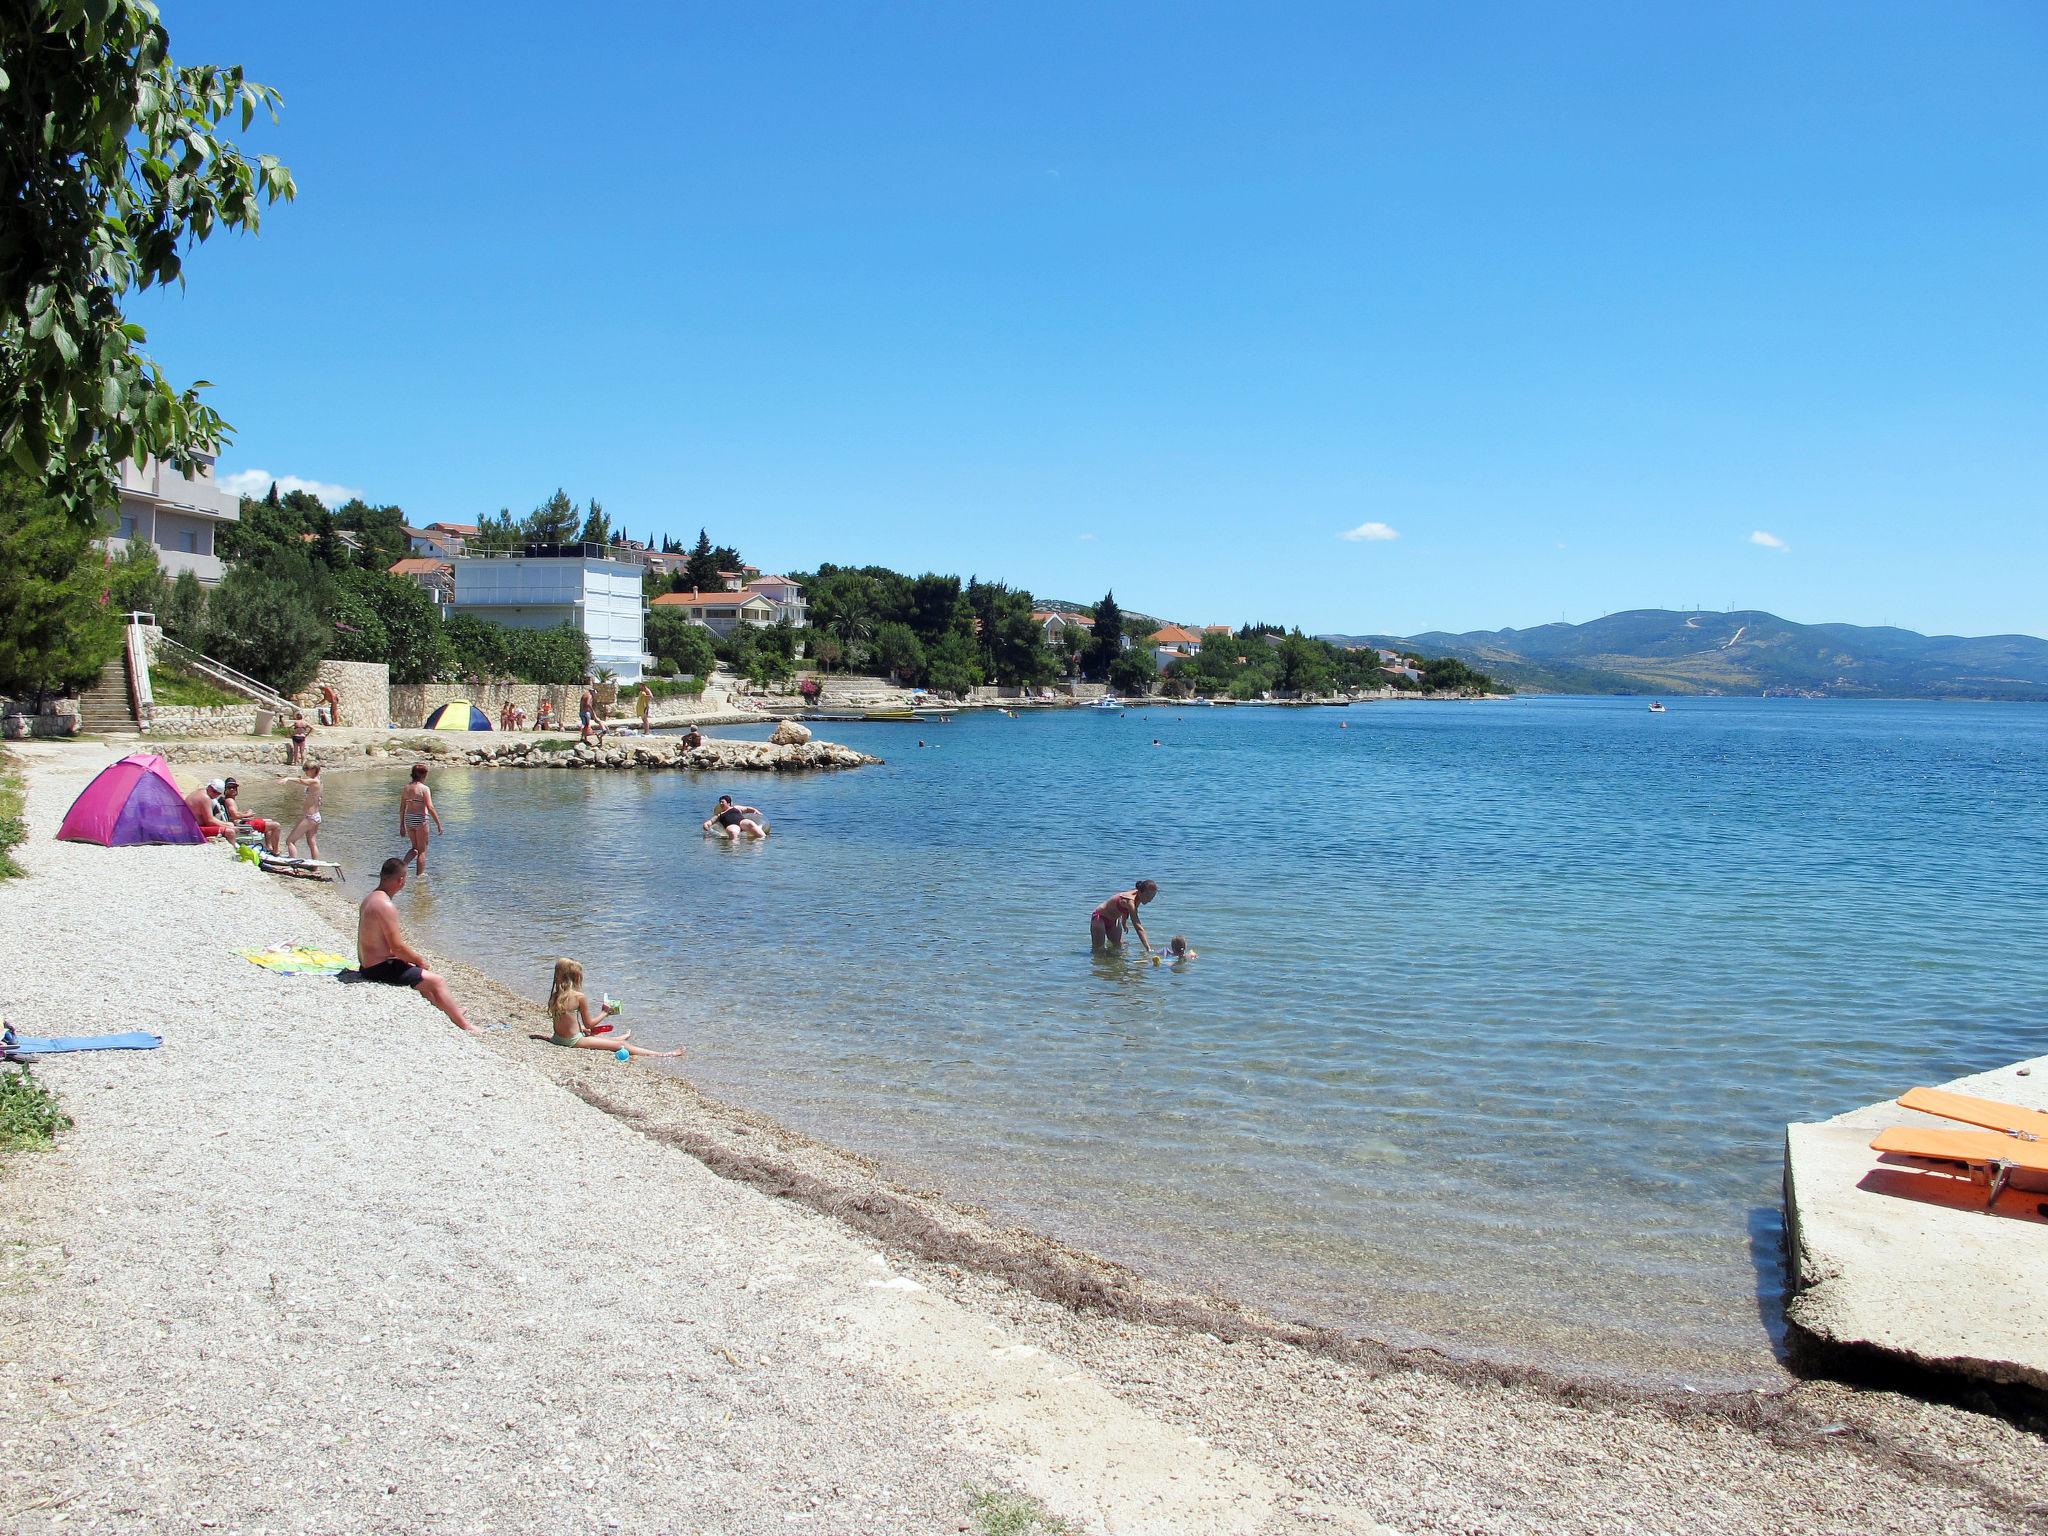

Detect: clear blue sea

[303,697,2048,1386]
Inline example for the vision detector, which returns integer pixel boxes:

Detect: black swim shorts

[360,958,423,987]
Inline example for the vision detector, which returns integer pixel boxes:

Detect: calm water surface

[302,698,2048,1385]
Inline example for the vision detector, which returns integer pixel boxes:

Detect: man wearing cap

[217,777,283,855]
[183,779,239,843]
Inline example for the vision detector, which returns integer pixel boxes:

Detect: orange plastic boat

[1897,1085,2048,1140]
[1870,1125,2048,1207]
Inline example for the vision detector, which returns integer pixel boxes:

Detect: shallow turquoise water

[302,698,2048,1385]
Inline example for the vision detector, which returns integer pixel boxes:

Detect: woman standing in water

[399,763,443,874]
[1090,879,1158,954]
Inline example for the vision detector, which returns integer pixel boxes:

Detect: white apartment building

[452,549,652,681]
[106,454,241,585]
[746,574,808,628]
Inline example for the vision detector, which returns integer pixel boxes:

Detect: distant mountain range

[1324,609,2048,700]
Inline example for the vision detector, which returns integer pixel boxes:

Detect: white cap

[206,779,225,794]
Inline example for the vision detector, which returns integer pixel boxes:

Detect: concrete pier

[1784,1053,2048,1392]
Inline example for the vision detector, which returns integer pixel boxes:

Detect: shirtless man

[184,779,237,842]
[703,794,767,841]
[356,857,478,1033]
[278,762,324,857]
[578,683,597,742]
[399,763,443,874]
[218,777,283,854]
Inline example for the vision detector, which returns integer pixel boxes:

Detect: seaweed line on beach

[558,1072,2048,1514]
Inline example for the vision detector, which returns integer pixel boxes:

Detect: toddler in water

[547,959,683,1058]
[1151,935,1198,965]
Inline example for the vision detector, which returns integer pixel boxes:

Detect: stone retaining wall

[293,660,390,729]
[145,704,264,737]
[389,681,590,730]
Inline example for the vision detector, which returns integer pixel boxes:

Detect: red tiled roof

[1203,624,1233,634]
[389,558,452,577]
[427,522,477,535]
[651,590,775,608]
[1146,624,1204,645]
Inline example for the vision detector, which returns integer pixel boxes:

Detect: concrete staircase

[76,656,139,734]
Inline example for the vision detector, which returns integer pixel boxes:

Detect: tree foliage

[644,606,716,678]
[0,3,295,522]
[333,567,443,683]
[203,548,328,694]
[1085,591,1125,680]
[162,565,205,642]
[503,622,589,685]
[0,467,120,702]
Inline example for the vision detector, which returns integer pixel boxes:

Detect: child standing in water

[399,763,443,874]
[548,959,683,1057]
[277,762,324,858]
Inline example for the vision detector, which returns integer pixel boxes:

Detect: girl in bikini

[399,763,443,874]
[548,959,683,1057]
[1090,879,1158,954]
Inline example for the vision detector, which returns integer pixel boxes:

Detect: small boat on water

[1648,702,1667,713]
[1088,697,1123,710]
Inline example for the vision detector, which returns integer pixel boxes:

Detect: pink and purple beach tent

[57,753,204,846]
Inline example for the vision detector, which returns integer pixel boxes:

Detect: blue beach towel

[3,1028,161,1054]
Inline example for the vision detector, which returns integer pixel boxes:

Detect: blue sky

[137,2,2046,638]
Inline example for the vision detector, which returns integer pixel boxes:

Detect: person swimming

[1090,879,1158,954]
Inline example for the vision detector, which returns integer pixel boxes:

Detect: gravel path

[2,741,2043,1535]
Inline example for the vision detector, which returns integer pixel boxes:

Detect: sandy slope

[2,739,2042,1535]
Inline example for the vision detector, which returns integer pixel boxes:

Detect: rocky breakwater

[461,733,878,773]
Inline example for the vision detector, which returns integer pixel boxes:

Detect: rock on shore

[464,736,877,771]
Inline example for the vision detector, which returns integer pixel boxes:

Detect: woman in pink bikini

[1090,879,1158,954]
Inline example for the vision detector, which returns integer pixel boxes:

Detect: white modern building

[106,454,241,585]
[452,548,652,681]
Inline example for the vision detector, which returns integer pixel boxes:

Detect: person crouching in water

[548,959,683,1058]
[1090,879,1158,954]
[703,795,768,841]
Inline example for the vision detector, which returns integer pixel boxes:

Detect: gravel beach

[3,739,2043,1535]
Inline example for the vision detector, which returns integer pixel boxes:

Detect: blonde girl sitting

[547,959,684,1058]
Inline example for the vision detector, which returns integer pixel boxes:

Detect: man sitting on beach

[218,777,283,855]
[354,857,480,1034]
[183,779,238,843]
[679,726,704,749]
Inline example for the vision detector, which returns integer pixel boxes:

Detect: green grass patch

[965,1486,1076,1536]
[532,737,577,753]
[0,1066,70,1153]
[0,754,25,880]
[149,663,241,708]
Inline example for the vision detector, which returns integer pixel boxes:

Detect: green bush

[0,1066,70,1152]
[504,623,590,685]
[655,657,679,678]
[443,612,512,678]
[106,540,168,618]
[0,754,25,879]
[332,569,443,683]
[203,551,330,695]
[644,677,705,700]
[0,468,122,704]
[645,607,715,674]
[163,569,207,644]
